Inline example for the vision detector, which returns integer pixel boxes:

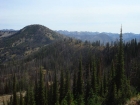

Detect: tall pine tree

[91,58,97,94]
[60,69,65,103]
[53,70,59,105]
[115,26,131,104]
[116,26,125,91]
[38,67,46,105]
[12,74,17,105]
[77,59,83,96]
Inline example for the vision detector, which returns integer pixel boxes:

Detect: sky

[0,0,140,33]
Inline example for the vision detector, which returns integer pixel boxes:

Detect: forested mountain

[0,25,140,105]
[0,24,65,63]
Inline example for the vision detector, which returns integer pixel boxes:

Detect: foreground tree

[38,67,46,105]
[12,74,18,105]
[53,70,59,105]
[77,59,83,96]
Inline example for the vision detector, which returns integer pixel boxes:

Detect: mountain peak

[22,24,49,30]
[0,24,65,61]
[20,24,51,34]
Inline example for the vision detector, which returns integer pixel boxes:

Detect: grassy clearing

[0,91,26,105]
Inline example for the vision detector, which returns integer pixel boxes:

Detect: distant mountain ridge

[0,30,17,38]
[57,30,140,43]
[1,28,140,44]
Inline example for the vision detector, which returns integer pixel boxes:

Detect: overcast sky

[1,0,140,33]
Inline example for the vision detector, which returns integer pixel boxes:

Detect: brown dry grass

[0,91,26,105]
[125,94,140,105]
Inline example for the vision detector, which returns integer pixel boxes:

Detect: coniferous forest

[0,25,140,105]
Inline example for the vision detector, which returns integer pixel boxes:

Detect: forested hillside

[0,25,140,105]
[0,24,65,63]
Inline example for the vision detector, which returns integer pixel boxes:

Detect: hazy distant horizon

[1,26,140,35]
[1,0,140,33]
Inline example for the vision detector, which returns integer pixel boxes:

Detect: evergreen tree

[96,58,102,95]
[60,69,65,103]
[34,74,39,105]
[105,81,117,105]
[91,58,97,94]
[24,87,30,105]
[76,95,84,105]
[77,59,83,96]
[116,26,125,91]
[115,26,131,104]
[25,87,36,105]
[48,85,53,105]
[44,85,48,105]
[65,71,70,95]
[53,70,59,105]
[87,89,102,105]
[4,80,8,94]
[29,88,35,105]
[38,67,46,105]
[66,90,75,105]
[12,74,17,105]
[105,60,117,105]
[61,98,68,105]
[100,79,104,97]
[73,70,77,99]
[103,73,107,96]
[85,73,91,104]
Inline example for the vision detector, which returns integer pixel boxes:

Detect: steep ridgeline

[0,24,65,63]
